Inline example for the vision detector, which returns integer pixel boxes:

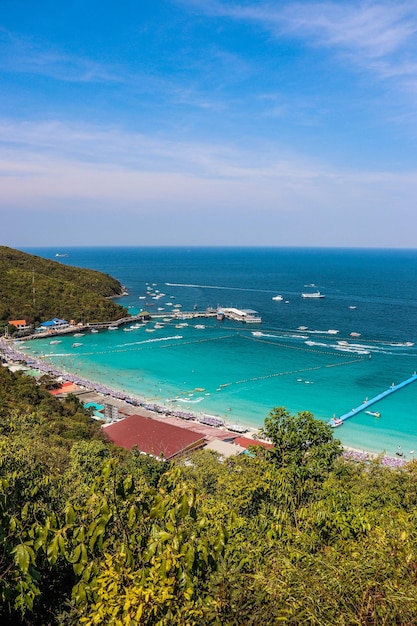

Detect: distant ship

[55,253,68,258]
[301,291,325,299]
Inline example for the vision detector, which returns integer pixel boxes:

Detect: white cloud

[185,1,417,87]
[0,28,121,83]
[1,118,417,226]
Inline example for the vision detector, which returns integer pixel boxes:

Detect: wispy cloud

[0,28,121,83]
[1,118,417,208]
[184,1,417,86]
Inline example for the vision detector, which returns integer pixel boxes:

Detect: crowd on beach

[0,337,409,467]
[0,337,202,422]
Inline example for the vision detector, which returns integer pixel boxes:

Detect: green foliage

[1,372,417,626]
[262,406,342,474]
[0,246,128,323]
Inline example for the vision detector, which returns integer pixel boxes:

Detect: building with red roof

[9,319,31,330]
[103,414,206,460]
[233,437,274,450]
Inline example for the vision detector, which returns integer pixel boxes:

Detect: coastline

[0,336,408,467]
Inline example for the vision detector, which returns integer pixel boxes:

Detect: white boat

[73,333,85,337]
[365,410,381,417]
[272,295,283,301]
[329,418,343,428]
[349,305,357,309]
[50,340,61,344]
[350,332,361,338]
[302,291,325,298]
[72,342,83,348]
[91,328,99,333]
[108,325,118,331]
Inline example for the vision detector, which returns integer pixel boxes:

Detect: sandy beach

[0,336,409,468]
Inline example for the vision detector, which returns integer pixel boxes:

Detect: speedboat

[108,325,118,331]
[72,342,83,348]
[272,295,283,301]
[329,418,343,428]
[365,410,381,417]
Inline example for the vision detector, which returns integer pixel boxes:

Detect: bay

[21,246,417,458]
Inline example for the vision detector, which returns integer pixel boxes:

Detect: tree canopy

[1,366,417,625]
[0,246,128,324]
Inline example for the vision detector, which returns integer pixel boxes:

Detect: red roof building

[9,319,30,330]
[233,437,274,450]
[103,414,206,460]
[48,382,79,395]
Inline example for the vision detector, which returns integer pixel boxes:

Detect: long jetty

[333,373,417,424]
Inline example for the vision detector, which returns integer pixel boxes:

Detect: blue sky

[2,0,417,247]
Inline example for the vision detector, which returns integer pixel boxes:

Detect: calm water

[22,247,417,458]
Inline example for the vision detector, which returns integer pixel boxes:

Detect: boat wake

[175,396,205,404]
[165,282,274,294]
[115,335,183,348]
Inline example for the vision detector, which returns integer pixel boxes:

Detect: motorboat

[272,295,283,301]
[329,418,343,428]
[365,411,381,417]
[108,325,118,331]
[72,342,83,348]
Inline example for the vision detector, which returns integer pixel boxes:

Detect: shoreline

[0,336,409,468]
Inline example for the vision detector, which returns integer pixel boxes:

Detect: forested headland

[1,364,417,625]
[0,247,128,326]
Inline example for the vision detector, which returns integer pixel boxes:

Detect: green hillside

[0,246,128,324]
[1,365,417,625]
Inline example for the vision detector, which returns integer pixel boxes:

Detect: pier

[331,373,417,425]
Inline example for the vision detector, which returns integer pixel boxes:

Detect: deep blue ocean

[21,247,417,457]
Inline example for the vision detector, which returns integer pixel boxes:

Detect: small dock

[332,373,417,424]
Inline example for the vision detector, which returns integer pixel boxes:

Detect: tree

[261,407,342,474]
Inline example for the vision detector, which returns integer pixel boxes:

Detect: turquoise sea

[21,247,417,458]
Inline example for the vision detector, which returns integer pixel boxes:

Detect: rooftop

[103,414,206,460]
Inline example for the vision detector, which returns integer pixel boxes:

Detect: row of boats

[272,291,325,300]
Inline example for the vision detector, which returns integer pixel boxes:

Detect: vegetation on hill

[0,247,128,325]
[1,364,417,625]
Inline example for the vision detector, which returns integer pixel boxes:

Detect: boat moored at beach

[328,417,343,428]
